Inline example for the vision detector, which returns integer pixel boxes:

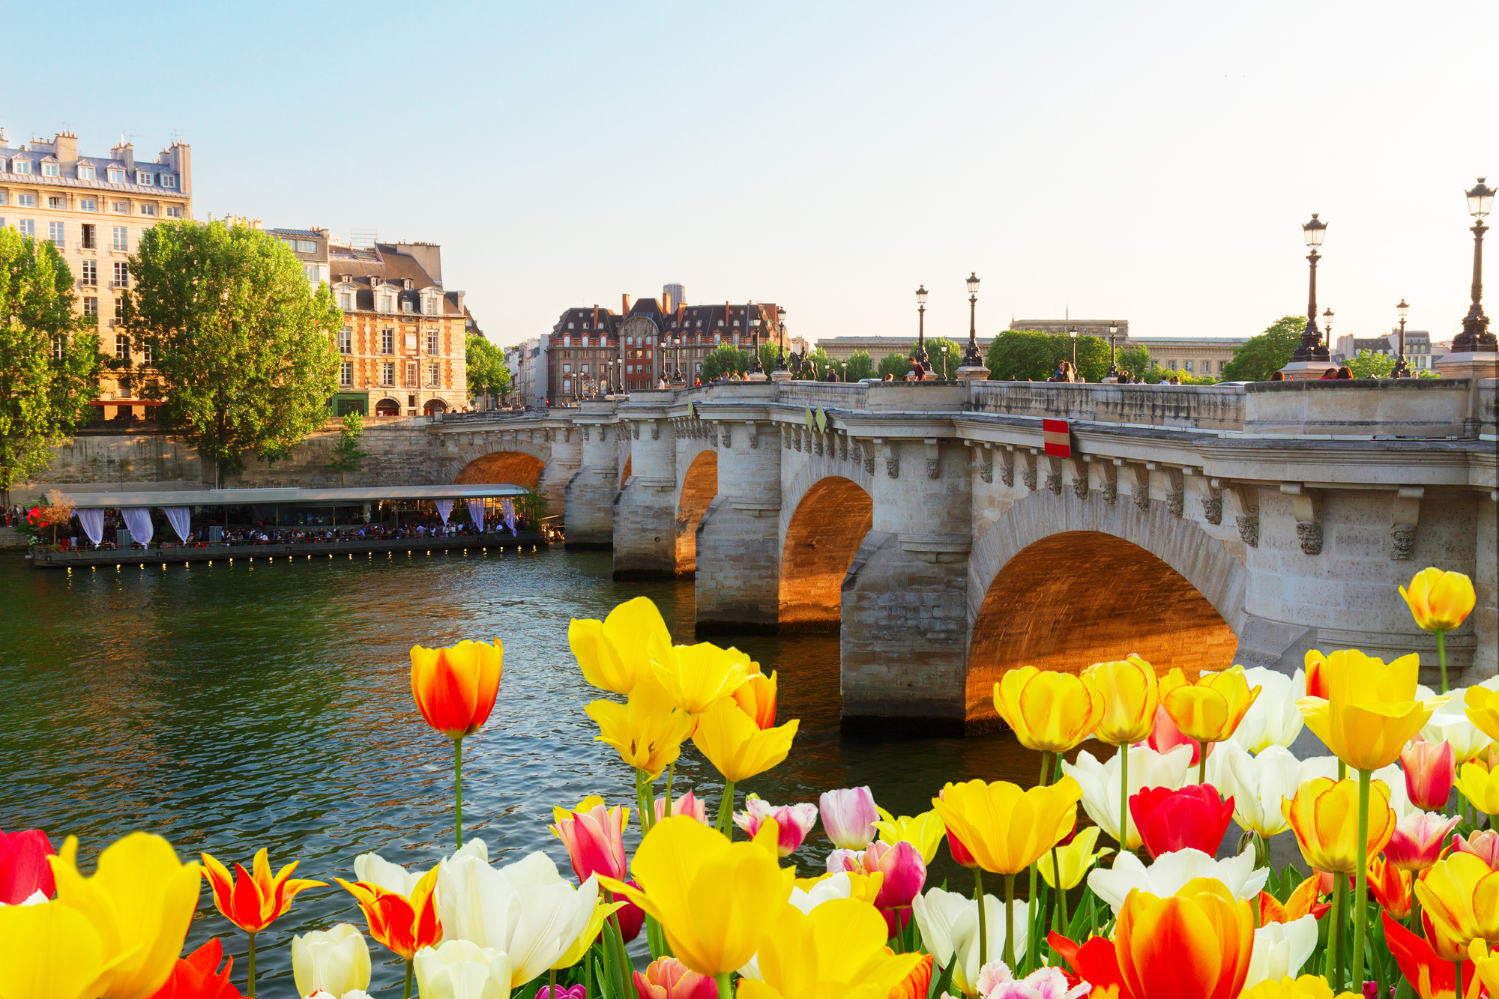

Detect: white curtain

[501,498,517,535]
[120,507,154,547]
[467,498,485,533]
[164,507,191,543]
[435,499,454,525]
[77,508,105,547]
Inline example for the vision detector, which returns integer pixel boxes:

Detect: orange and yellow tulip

[690,694,798,784]
[1255,875,1330,925]
[1084,656,1160,746]
[1412,852,1499,961]
[586,674,698,780]
[930,778,1081,876]
[1114,878,1255,999]
[1158,666,1261,745]
[1470,940,1499,999]
[1239,977,1362,999]
[1400,568,1476,634]
[568,596,673,695]
[732,669,778,730]
[201,848,324,934]
[1296,649,1447,772]
[1367,855,1412,920]
[335,866,443,961]
[1282,777,1397,875]
[410,639,503,739]
[1467,686,1499,743]
[992,666,1104,753]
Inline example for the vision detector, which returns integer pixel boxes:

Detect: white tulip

[1301,757,1414,819]
[1421,688,1494,763]
[307,992,373,999]
[1087,846,1268,914]
[292,923,371,998]
[912,887,1027,995]
[740,873,857,979]
[435,849,598,989]
[1210,742,1304,838]
[1061,743,1194,851]
[1229,668,1306,752]
[1242,915,1319,989]
[353,839,486,895]
[414,939,513,999]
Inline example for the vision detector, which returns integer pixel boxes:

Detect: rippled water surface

[0,548,1037,994]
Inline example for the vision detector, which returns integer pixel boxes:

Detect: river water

[0,548,1037,994]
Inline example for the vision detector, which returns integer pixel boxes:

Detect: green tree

[984,330,1110,381]
[123,220,342,482]
[876,352,909,380]
[758,342,780,376]
[906,337,963,379]
[843,350,874,382]
[1115,343,1155,380]
[1346,349,1396,379]
[0,230,102,506]
[700,343,752,380]
[1220,315,1305,382]
[466,332,510,404]
[326,410,369,482]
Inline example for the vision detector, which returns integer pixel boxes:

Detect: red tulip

[1401,737,1456,812]
[1384,812,1460,873]
[604,879,645,944]
[1049,932,1138,999]
[550,803,629,882]
[1128,784,1233,859]
[1452,830,1499,868]
[1384,911,1475,999]
[0,828,55,905]
[1146,706,1211,766]
[147,938,242,999]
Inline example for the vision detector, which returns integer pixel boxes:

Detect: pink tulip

[830,839,927,935]
[1147,705,1210,765]
[733,798,818,857]
[818,786,880,849]
[633,957,718,999]
[1401,737,1456,812]
[976,963,1090,999]
[1453,830,1499,868]
[537,988,588,999]
[550,803,628,882]
[654,790,708,825]
[0,829,55,905]
[1383,812,1460,872]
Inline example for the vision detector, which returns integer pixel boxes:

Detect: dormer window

[423,296,438,316]
[160,174,177,189]
[42,160,60,177]
[403,279,413,290]
[107,167,125,183]
[568,322,575,329]
[136,171,154,185]
[401,299,413,313]
[77,164,96,180]
[11,158,30,175]
[379,294,394,313]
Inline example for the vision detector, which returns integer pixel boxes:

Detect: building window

[381,362,395,385]
[401,299,413,313]
[83,297,98,317]
[303,263,319,282]
[12,159,30,175]
[17,194,35,207]
[338,327,352,354]
[296,239,315,253]
[160,174,177,189]
[563,363,571,374]
[107,167,125,183]
[113,262,129,287]
[405,361,418,387]
[52,335,65,360]
[43,162,60,177]
[0,192,5,204]
[112,201,129,213]
[78,164,96,180]
[81,260,97,285]
[48,221,64,245]
[379,295,393,313]
[165,206,183,218]
[80,198,97,213]
[18,220,34,237]
[340,361,353,386]
[427,362,441,387]
[1184,360,1193,373]
[423,297,438,316]
[115,334,130,361]
[112,226,128,251]
[426,330,439,355]
[140,204,157,216]
[136,171,154,185]
[563,379,571,392]
[381,329,394,354]
[48,196,65,209]
[338,292,352,310]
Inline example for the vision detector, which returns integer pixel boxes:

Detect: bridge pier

[563,415,620,549]
[696,419,782,634]
[613,413,680,578]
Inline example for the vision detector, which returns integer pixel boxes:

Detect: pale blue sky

[5,1,1495,347]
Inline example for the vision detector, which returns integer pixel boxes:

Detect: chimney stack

[622,294,631,314]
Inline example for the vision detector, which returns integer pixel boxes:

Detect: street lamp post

[962,273,982,366]
[1068,325,1079,370]
[1322,308,1334,359]
[1106,321,1120,380]
[1292,213,1330,361]
[1393,300,1411,377]
[941,341,949,380]
[776,320,787,372]
[915,286,928,367]
[1453,177,1496,352]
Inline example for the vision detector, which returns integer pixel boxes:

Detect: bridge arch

[779,474,874,631]
[453,451,547,489]
[674,450,718,572]
[965,491,1245,724]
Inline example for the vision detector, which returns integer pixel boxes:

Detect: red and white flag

[1043,419,1071,458]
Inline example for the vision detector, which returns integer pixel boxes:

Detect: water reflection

[0,548,1037,992]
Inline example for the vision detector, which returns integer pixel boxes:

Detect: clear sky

[5,1,1494,348]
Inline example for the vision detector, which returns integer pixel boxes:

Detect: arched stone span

[965,491,1246,724]
[674,450,718,572]
[453,452,546,490]
[779,475,873,631]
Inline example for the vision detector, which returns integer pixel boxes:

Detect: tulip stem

[454,736,464,850]
[665,761,675,815]
[716,973,734,998]
[716,779,736,838]
[402,957,413,999]
[976,868,989,966]
[1198,741,1208,786]
[247,931,256,997]
[1119,742,1130,852]
[1001,870,1015,972]
[1351,769,1371,994]
[1052,844,1069,930]
[1409,878,1421,935]
[1437,629,1449,694]
[1331,862,1345,989]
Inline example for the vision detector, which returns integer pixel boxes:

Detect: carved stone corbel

[1001,447,1015,488]
[721,424,733,449]
[838,434,848,462]
[710,424,720,448]
[1101,459,1119,505]
[582,425,592,442]
[793,427,803,452]
[650,423,660,440]
[782,426,791,450]
[1203,478,1224,525]
[1161,465,1185,519]
[812,432,824,457]
[976,444,994,484]
[630,423,640,440]
[864,446,875,477]
[1282,483,1323,555]
[925,438,940,480]
[1391,486,1423,559]
[748,422,759,449]
[1227,483,1259,547]
[1045,455,1063,496]
[1129,464,1151,511]
[1022,450,1037,491]
[1071,457,1090,499]
[876,439,898,479]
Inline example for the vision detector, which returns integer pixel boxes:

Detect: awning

[87,399,166,407]
[49,483,530,509]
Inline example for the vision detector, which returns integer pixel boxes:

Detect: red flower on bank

[1129,784,1233,859]
[147,938,243,999]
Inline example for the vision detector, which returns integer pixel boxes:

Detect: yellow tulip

[1240,975,1363,999]
[789,871,885,905]
[568,596,673,695]
[551,795,613,825]
[48,832,202,999]
[1471,940,1499,999]
[651,642,758,714]
[1413,852,1499,961]
[992,666,1104,753]
[872,807,947,865]
[551,899,625,970]
[1083,655,1160,745]
[1456,762,1499,815]
[1400,567,1476,633]
[585,675,697,780]
[1159,665,1261,744]
[0,902,113,999]
[691,696,799,783]
[930,777,1081,875]
[602,816,789,976]
[1295,648,1448,771]
[1037,826,1112,891]
[1281,777,1397,875]
[1466,686,1499,743]
[736,898,924,999]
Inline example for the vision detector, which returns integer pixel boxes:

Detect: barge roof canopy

[48,484,528,509]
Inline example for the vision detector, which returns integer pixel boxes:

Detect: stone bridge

[424,377,1497,732]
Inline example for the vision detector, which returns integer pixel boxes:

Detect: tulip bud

[292,923,372,999]
[818,787,879,850]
